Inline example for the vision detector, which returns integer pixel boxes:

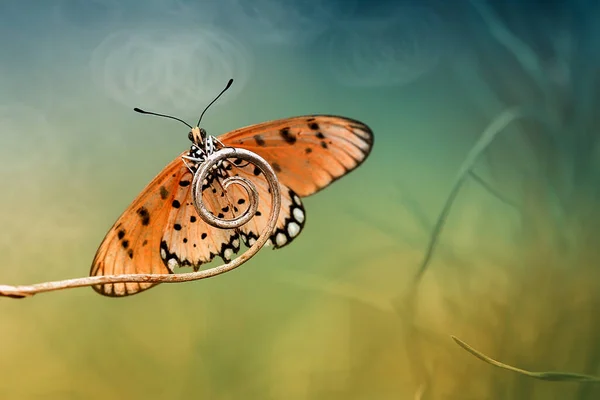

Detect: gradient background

[1,0,600,399]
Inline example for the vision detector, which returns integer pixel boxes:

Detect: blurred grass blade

[414,107,525,283]
[452,335,600,383]
[469,171,520,210]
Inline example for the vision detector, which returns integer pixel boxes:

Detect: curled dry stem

[0,147,281,299]
[452,336,600,383]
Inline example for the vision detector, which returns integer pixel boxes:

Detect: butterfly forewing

[219,115,374,197]
[91,153,239,297]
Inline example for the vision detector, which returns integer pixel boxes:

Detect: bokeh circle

[90,27,252,114]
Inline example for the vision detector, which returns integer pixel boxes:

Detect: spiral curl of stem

[0,147,281,299]
[192,148,265,229]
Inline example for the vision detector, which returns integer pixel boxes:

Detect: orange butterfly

[90,80,374,296]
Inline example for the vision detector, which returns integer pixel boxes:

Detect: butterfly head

[188,126,207,146]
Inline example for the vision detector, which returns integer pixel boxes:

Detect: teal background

[2,1,600,399]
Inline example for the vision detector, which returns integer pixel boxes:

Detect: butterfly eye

[200,128,207,138]
[188,131,194,141]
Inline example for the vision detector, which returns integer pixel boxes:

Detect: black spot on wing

[279,127,296,144]
[136,207,150,225]
[160,186,169,199]
[254,135,266,146]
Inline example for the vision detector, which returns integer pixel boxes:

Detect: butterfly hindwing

[90,153,239,297]
[223,160,307,249]
[219,115,373,197]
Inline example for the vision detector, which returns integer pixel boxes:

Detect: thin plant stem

[452,336,600,383]
[413,107,526,284]
[469,171,520,210]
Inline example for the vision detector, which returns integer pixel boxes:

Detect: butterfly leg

[212,137,226,149]
[181,155,206,174]
[181,157,194,174]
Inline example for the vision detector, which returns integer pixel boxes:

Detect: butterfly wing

[92,115,372,296]
[90,153,239,297]
[222,160,306,249]
[219,115,373,197]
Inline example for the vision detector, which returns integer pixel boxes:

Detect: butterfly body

[91,114,373,297]
[183,127,220,170]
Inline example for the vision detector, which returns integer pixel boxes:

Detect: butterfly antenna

[196,78,234,127]
[133,108,193,129]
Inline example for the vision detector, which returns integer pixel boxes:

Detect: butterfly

[90,79,374,297]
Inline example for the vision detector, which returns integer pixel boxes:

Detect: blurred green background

[2,0,600,399]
